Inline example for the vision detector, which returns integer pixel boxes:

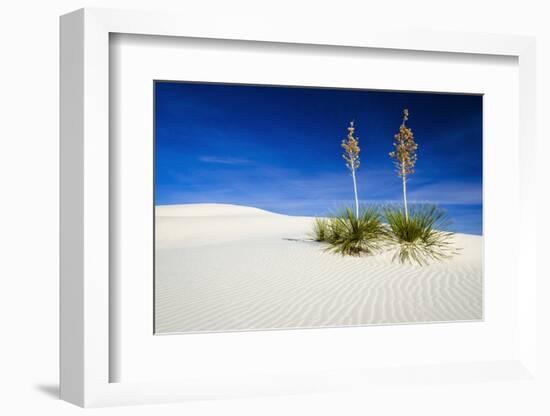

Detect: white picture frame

[60,7,538,407]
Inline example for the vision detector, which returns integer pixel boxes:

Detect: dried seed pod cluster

[341,121,360,171]
[389,109,418,178]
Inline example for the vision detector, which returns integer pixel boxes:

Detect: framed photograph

[153,81,483,335]
[60,8,538,407]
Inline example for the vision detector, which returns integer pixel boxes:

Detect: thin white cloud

[198,156,254,165]
[407,180,482,205]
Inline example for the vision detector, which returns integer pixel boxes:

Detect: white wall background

[0,0,548,415]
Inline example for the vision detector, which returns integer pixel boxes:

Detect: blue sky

[155,82,483,234]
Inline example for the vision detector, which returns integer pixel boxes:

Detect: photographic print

[154,81,483,334]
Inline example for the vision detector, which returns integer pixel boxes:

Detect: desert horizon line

[154,202,483,236]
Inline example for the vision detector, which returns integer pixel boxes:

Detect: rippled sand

[155,204,482,334]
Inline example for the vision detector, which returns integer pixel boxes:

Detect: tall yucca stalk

[389,109,417,221]
[341,121,361,218]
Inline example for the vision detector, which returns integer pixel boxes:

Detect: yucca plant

[383,204,458,266]
[311,218,332,242]
[326,207,387,256]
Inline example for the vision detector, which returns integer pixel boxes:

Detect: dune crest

[156,203,278,217]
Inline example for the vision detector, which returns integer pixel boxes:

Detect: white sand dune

[155,204,483,334]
